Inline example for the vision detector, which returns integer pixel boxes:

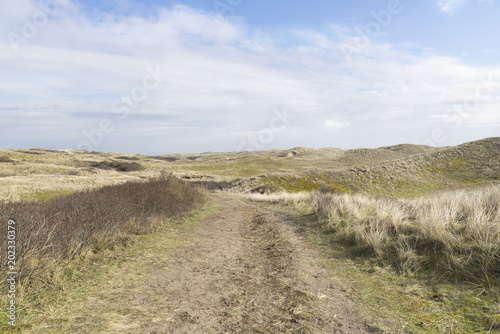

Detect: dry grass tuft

[310,185,500,286]
[250,185,500,286]
[242,191,311,206]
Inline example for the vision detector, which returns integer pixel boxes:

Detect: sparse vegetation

[1,137,498,201]
[115,156,140,161]
[20,189,76,202]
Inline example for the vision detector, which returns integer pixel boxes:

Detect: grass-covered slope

[333,136,500,196]
[259,137,499,196]
[1,137,498,199]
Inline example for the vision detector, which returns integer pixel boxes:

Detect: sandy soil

[89,194,375,333]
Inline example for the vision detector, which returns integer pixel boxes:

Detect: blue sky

[1,0,499,154]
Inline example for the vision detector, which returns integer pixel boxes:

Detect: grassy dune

[1,137,499,200]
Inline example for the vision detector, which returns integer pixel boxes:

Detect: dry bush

[0,155,13,163]
[0,177,205,285]
[116,156,140,161]
[152,156,180,162]
[189,180,234,191]
[0,174,138,202]
[310,185,500,285]
[250,185,277,195]
[189,178,254,192]
[90,160,144,172]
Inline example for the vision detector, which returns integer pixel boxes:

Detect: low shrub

[0,177,206,284]
[0,155,13,163]
[90,160,144,172]
[116,156,140,161]
[251,185,278,194]
[152,156,180,162]
[190,180,235,191]
[242,191,311,206]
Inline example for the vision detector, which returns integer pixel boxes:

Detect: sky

[0,0,499,154]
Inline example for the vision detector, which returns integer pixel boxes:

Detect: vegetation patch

[20,190,76,202]
[152,156,180,162]
[0,155,13,163]
[317,241,500,333]
[256,190,500,333]
[311,186,500,288]
[174,157,291,177]
[189,180,238,191]
[425,157,470,173]
[16,150,44,155]
[250,184,277,194]
[0,176,206,330]
[115,156,140,161]
[89,160,144,172]
[264,173,351,193]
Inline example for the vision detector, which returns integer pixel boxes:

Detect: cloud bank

[0,1,499,153]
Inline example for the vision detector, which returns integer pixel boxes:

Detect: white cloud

[1,2,499,153]
[437,0,468,14]
[324,120,351,130]
[437,0,494,14]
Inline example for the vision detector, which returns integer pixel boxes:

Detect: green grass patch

[170,157,291,177]
[20,190,75,202]
[384,180,448,198]
[264,173,351,193]
[425,157,470,174]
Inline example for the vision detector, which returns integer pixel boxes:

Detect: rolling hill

[0,137,498,200]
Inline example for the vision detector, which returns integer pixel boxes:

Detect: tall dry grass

[0,174,140,202]
[311,186,500,286]
[246,185,500,286]
[242,191,312,206]
[0,176,206,287]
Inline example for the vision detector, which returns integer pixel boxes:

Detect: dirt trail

[112,195,375,333]
[33,195,376,333]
